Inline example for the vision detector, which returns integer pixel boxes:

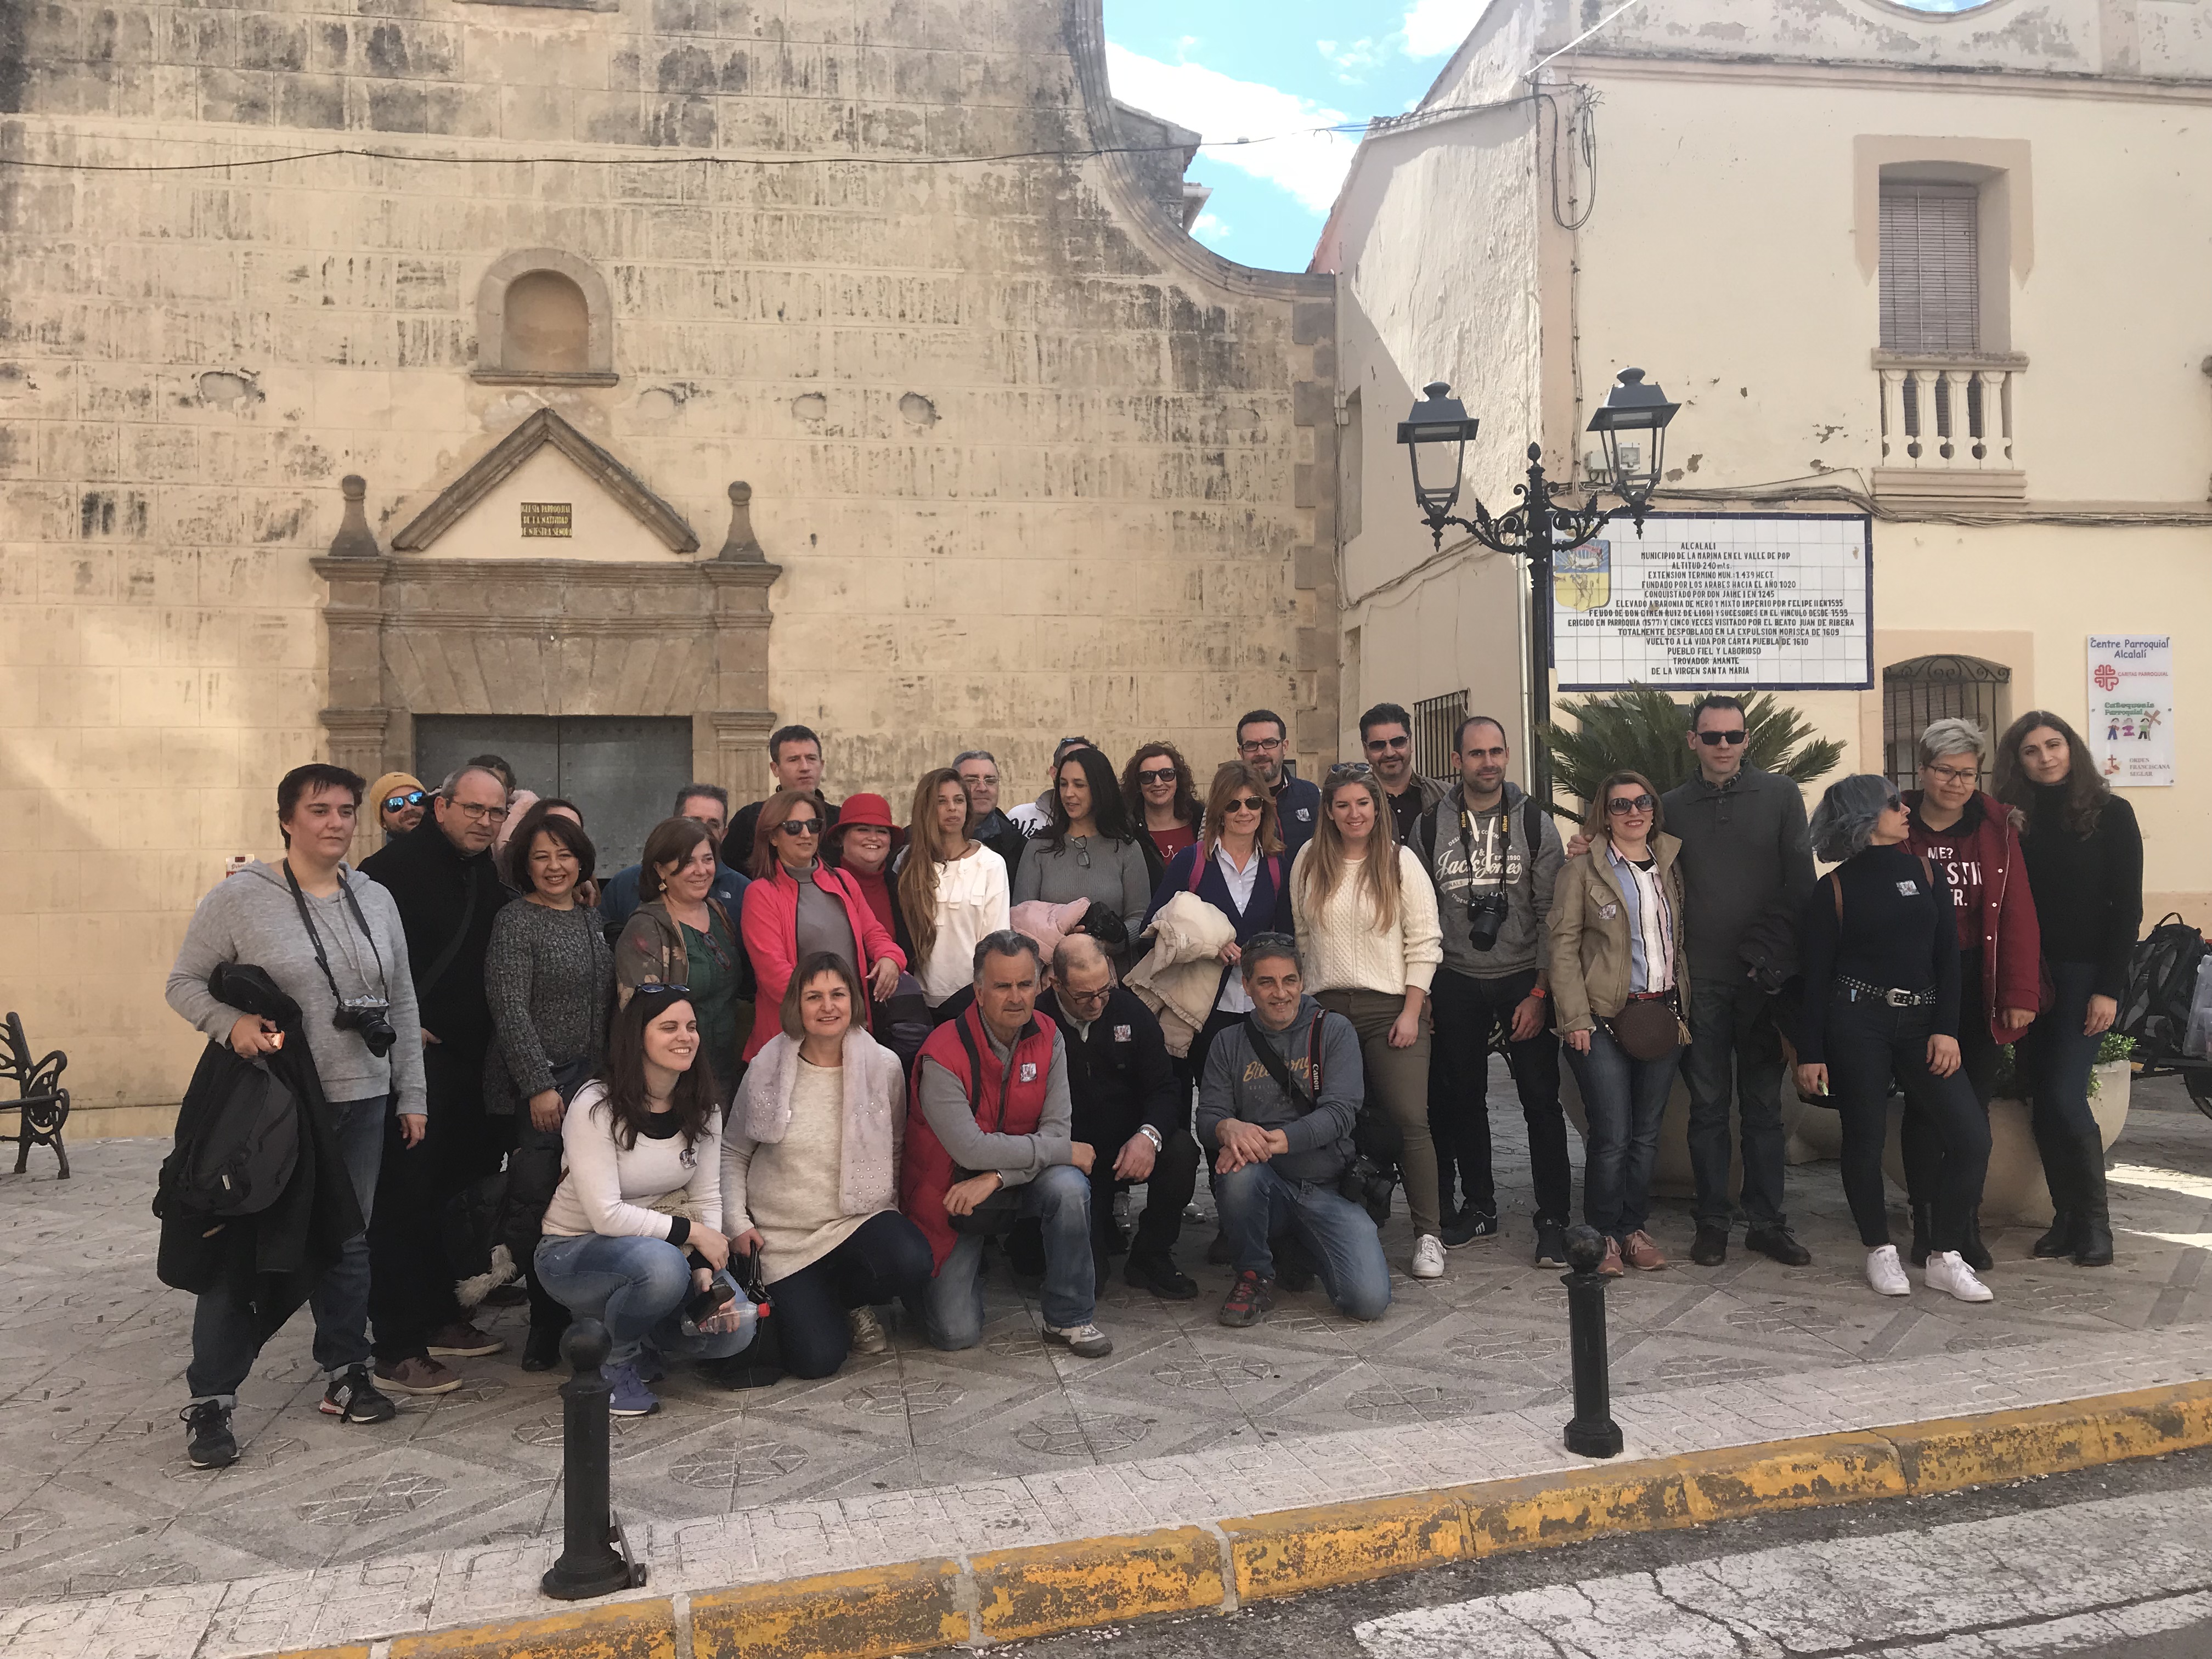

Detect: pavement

[3,1074,2211,1658]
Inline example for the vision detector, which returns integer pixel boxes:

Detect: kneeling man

[1198,934,1391,1327]
[901,930,1111,1357]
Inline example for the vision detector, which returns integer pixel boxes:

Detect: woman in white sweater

[535,984,754,1415]
[724,953,933,1378]
[897,768,1011,1009]
[1291,765,1447,1279]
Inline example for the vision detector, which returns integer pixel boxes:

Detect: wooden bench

[2,1011,70,1178]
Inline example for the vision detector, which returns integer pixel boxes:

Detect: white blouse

[918,845,1011,1005]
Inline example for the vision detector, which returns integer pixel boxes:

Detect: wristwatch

[1138,1125,1165,1151]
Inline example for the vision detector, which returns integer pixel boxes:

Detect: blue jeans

[912,1163,1093,1350]
[533,1233,755,1367]
[187,1093,386,1406]
[2016,959,2110,1216]
[1215,1160,1391,1321]
[1568,1026,1680,1242]
[1681,975,1788,1231]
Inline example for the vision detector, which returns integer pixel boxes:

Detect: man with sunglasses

[358,764,517,1393]
[1235,709,1321,860]
[1663,694,1817,1268]
[370,771,428,840]
[1359,702,1448,847]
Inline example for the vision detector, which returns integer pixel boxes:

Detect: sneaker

[1865,1244,1911,1296]
[426,1320,505,1358]
[1622,1229,1667,1271]
[1124,1253,1199,1301]
[1690,1224,1728,1266]
[1533,1221,1570,1269]
[1745,1226,1812,1267]
[373,1355,462,1396]
[848,1306,889,1355]
[1598,1237,1624,1277]
[180,1400,238,1469]
[605,1359,660,1417]
[1042,1322,1114,1358]
[1409,1234,1446,1279]
[1218,1269,1274,1328]
[1441,1207,1497,1248]
[321,1364,399,1422]
[1925,1249,1994,1303]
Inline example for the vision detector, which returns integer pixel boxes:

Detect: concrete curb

[252,1379,2212,1659]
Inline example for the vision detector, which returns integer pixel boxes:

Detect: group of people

[161,697,2143,1466]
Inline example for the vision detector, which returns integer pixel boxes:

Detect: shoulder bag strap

[1831,872,1844,924]
[1243,1014,1317,1114]
[413,864,481,997]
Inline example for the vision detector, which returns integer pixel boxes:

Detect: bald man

[1035,936,1200,1299]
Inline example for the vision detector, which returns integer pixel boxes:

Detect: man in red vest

[900,930,1112,1357]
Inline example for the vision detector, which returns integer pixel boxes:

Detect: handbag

[1604,993,1680,1063]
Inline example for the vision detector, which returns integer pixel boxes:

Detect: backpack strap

[1187,845,1206,893]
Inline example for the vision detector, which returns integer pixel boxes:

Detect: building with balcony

[1317,0,2210,923]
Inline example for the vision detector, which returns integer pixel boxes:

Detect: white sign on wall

[2086,635,2174,787]
[1551,513,1873,691]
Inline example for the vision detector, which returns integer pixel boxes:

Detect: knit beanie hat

[368,771,426,812]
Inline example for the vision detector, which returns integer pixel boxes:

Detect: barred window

[1882,655,2009,788]
[1413,690,1470,781]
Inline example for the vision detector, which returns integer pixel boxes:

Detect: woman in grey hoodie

[164,763,426,1469]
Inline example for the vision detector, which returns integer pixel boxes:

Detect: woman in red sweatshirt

[1901,718,2044,1269]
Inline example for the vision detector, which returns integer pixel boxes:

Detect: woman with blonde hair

[1290,764,1446,1279]
[897,768,1011,1011]
[1548,770,1689,1278]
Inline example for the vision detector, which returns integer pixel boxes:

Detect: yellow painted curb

[260,1379,2212,1659]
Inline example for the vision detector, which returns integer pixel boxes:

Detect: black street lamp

[1397,368,1680,809]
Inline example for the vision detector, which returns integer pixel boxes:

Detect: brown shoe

[375,1355,463,1395]
[1598,1237,1624,1277]
[1623,1230,1668,1271]
[427,1321,505,1358]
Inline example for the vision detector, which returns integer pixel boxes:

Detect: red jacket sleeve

[1990,810,2045,1020]
[742,876,799,1031]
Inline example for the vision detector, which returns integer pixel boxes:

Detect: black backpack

[2121,913,2208,1056]
[161,1046,303,1218]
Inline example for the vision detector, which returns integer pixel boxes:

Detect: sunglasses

[1885,794,1905,813]
[777,819,823,838]
[1605,793,1656,815]
[630,981,694,1003]
[1694,730,1748,747]
[1364,734,1410,751]
[1058,736,1092,751]
[383,791,426,811]
[1327,761,1375,780]
[1137,768,1177,785]
[1224,795,1265,813]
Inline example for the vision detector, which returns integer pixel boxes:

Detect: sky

[1099,0,1990,274]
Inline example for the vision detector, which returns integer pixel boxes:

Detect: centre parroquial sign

[1552,512,1873,691]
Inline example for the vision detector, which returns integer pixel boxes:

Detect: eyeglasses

[1327,761,1374,780]
[1060,982,1114,1006]
[1137,768,1177,785]
[452,800,509,823]
[777,819,823,838]
[1224,796,1265,813]
[383,791,426,812]
[1694,730,1748,747]
[1924,763,1980,786]
[1364,734,1410,751]
[1605,794,1656,815]
[1238,736,1285,754]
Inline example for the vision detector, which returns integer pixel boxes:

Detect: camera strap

[283,859,390,1009]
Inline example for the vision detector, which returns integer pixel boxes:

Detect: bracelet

[1138,1125,1165,1151]
[1528,986,1548,999]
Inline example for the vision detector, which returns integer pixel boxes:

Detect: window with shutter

[1879,184,1979,353]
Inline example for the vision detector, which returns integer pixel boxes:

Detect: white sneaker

[1410,1234,1446,1279]
[847,1306,889,1355]
[1925,1250,1994,1303]
[1865,1244,1911,1296]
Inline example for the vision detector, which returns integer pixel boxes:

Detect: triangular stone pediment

[390,407,698,561]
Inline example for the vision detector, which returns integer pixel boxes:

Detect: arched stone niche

[475,248,617,386]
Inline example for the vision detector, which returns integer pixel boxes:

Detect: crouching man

[900,930,1112,1358]
[1198,933,1391,1328]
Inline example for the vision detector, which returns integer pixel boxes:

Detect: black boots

[2033,1211,2078,1257]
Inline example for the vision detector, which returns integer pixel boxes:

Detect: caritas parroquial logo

[2093,662,2120,692]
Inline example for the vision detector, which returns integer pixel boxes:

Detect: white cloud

[1104,42,1358,215]
[1318,36,1390,82]
[1401,0,1482,58]
[1192,211,1229,239]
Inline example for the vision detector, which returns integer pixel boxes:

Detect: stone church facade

[0,0,1339,1126]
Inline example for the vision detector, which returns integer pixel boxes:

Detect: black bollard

[1559,1224,1624,1459]
[541,1319,646,1600]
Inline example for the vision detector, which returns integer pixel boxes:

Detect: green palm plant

[1537,687,1844,817]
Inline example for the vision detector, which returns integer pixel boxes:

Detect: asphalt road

[996,1444,2212,1657]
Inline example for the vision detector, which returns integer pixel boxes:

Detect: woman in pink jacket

[742,789,905,1062]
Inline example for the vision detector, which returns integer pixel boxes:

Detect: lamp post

[1398,369,1680,809]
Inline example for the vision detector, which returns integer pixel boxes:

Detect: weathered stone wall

[0,0,1335,1120]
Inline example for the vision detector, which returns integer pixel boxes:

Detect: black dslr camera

[333,995,397,1058]
[1337,1108,1404,1225]
[1464,887,1509,953]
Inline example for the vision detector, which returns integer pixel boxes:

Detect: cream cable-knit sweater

[1290,843,1443,997]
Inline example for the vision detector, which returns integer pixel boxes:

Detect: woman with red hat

[825,792,904,943]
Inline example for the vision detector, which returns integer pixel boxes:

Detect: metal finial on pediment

[329,475,381,558]
[715,481,765,561]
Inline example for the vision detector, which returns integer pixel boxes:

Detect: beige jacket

[1547,833,1692,1038]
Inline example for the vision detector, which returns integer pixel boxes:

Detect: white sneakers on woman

[1865,1244,1911,1296]
[1410,1235,1446,1279]
[1925,1250,1995,1302]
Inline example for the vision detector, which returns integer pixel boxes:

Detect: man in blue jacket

[1235,709,1320,860]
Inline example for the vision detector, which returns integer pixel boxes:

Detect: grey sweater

[1197,997,1364,1186]
[166,859,427,1115]
[1418,782,1563,983]
[1660,764,1816,981]
[1009,835,1152,940]
[915,1019,1073,1187]
[485,898,612,1116]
